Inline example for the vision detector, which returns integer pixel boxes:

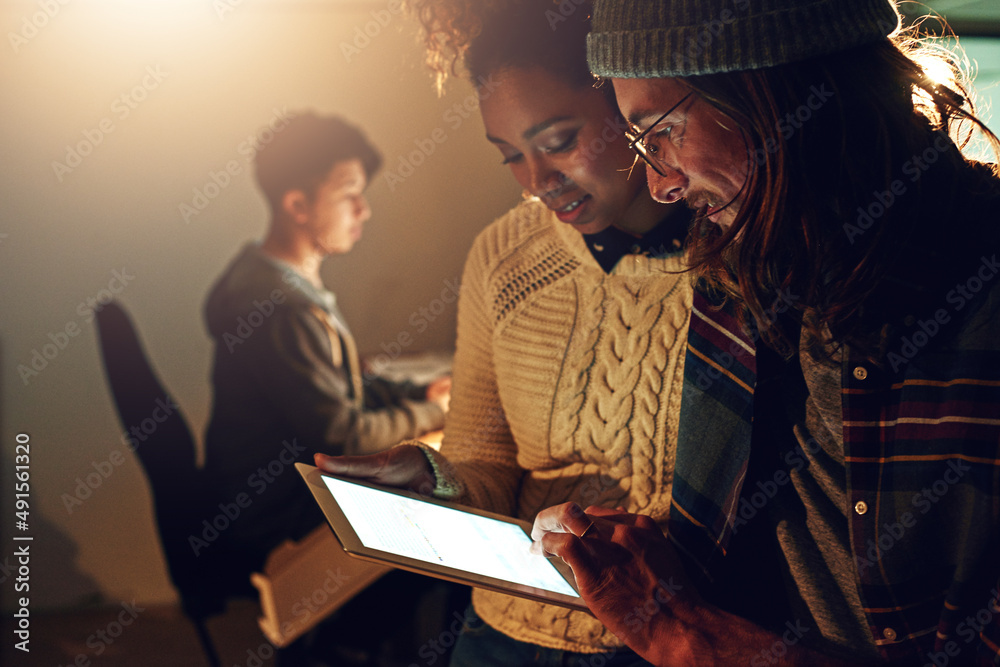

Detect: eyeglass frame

[624,91,695,177]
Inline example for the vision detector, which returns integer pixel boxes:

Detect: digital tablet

[295,463,587,611]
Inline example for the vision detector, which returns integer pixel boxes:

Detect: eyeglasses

[625,92,694,177]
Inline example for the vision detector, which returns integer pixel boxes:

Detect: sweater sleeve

[423,216,524,517]
[244,306,445,457]
[363,375,430,408]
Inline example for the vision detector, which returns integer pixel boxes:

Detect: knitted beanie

[587,0,901,78]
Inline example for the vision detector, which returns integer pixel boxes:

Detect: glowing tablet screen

[320,475,579,598]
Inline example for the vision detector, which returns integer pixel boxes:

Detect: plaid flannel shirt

[671,259,1000,665]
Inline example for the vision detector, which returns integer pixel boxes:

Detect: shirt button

[630,244,641,254]
[903,315,916,326]
[593,244,604,252]
[854,501,868,515]
[853,366,868,381]
[883,627,897,641]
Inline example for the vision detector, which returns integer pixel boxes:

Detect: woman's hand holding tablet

[315,445,436,495]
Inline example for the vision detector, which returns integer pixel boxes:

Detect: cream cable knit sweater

[423,198,692,653]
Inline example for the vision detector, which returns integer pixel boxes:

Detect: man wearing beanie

[534,1,1000,664]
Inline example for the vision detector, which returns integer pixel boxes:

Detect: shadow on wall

[1,337,103,610]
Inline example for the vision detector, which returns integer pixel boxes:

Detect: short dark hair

[254,112,382,211]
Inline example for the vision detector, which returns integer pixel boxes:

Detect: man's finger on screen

[531,502,591,544]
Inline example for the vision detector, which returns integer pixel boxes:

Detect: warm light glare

[921,53,957,88]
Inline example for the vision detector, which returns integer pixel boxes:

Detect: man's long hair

[682,31,1000,361]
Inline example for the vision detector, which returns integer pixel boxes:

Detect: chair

[252,524,390,648]
[95,300,254,667]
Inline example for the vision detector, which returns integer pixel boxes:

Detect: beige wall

[0,1,520,610]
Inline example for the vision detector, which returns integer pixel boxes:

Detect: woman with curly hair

[317,0,692,664]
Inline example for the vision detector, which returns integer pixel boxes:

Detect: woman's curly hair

[407,0,595,94]
[407,0,501,92]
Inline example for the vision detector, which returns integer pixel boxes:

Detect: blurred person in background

[203,111,453,665]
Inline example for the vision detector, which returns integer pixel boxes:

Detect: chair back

[94,301,249,615]
[95,301,199,494]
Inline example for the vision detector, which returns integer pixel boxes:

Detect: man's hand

[531,504,853,667]
[425,375,452,413]
[314,444,436,495]
[531,503,697,665]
